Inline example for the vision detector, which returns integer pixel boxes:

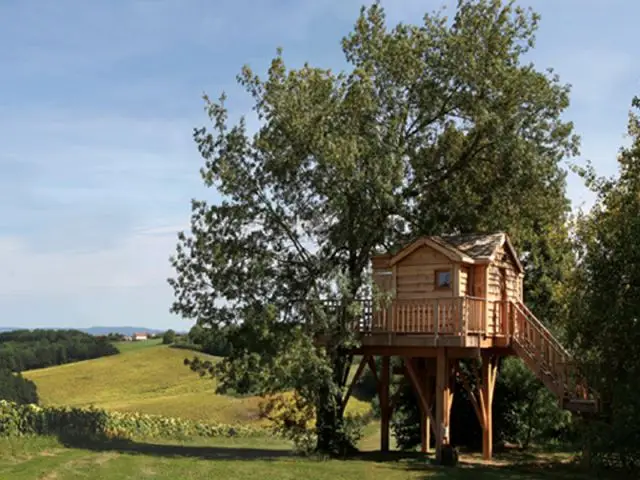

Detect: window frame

[434,269,452,290]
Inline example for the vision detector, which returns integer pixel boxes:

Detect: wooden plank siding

[486,245,522,335]
[368,237,523,340]
[395,246,453,301]
[459,266,469,296]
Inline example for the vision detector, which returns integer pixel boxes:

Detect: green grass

[113,338,163,353]
[0,435,594,480]
[23,344,372,425]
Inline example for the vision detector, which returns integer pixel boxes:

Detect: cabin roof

[384,232,523,272]
[438,233,506,260]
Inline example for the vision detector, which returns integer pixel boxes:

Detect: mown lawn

[0,435,594,480]
[23,344,372,425]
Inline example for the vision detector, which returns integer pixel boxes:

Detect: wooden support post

[425,374,435,452]
[435,347,450,463]
[380,356,390,452]
[340,355,369,415]
[480,352,498,460]
[457,354,498,460]
[425,361,434,453]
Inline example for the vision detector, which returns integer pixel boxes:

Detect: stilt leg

[420,359,432,453]
[481,353,498,460]
[380,356,390,452]
[435,347,450,463]
[425,373,432,452]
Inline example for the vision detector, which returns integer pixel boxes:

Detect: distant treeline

[0,329,119,373]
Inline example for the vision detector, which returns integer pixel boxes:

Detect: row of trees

[0,329,119,373]
[169,0,639,470]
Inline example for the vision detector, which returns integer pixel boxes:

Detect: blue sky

[0,0,637,330]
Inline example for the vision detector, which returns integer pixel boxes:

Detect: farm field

[22,343,372,425]
[113,337,163,353]
[0,435,592,480]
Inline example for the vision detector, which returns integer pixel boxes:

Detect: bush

[0,369,38,405]
[259,392,368,456]
[0,400,269,441]
[162,329,177,345]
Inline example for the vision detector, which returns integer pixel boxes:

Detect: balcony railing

[323,296,513,337]
[359,296,511,337]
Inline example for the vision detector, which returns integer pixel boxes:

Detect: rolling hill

[23,342,372,425]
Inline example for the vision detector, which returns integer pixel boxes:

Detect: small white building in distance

[132,332,148,341]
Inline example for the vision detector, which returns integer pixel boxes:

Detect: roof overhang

[388,237,474,266]
[373,233,524,273]
[499,234,524,273]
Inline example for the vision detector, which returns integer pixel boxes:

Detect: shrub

[259,392,368,456]
[162,329,177,345]
[0,400,269,441]
[0,369,38,405]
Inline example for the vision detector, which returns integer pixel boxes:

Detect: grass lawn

[23,344,372,425]
[112,338,163,353]
[0,435,594,480]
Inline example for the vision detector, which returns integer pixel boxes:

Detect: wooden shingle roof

[383,232,523,272]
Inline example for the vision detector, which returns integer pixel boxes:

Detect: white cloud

[0,225,183,296]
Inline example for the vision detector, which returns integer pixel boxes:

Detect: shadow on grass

[56,434,599,479]
[351,448,595,479]
[57,434,294,461]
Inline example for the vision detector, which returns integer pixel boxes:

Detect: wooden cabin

[340,233,597,464]
[367,233,524,347]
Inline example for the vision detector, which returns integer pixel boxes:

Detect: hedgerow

[0,400,270,440]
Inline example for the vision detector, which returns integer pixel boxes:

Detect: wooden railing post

[461,297,467,337]
[434,299,439,340]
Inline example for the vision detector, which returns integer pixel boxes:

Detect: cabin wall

[486,245,522,334]
[395,246,454,300]
[459,266,469,296]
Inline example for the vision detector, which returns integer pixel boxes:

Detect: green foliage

[391,358,571,451]
[566,96,640,473]
[259,392,368,456]
[0,400,268,441]
[0,369,38,405]
[390,380,421,451]
[162,329,177,345]
[493,358,571,448]
[0,329,118,372]
[169,0,577,455]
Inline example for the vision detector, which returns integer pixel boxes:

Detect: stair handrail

[512,301,599,406]
[511,300,571,357]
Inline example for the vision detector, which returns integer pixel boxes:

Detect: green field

[23,343,371,425]
[0,435,591,480]
[113,338,163,353]
[12,343,596,479]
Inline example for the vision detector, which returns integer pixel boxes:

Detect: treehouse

[341,233,598,463]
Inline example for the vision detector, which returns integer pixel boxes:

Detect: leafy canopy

[170,0,578,453]
[567,96,640,470]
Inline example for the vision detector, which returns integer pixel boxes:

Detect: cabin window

[435,269,451,289]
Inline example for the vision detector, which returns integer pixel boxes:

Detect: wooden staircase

[509,301,598,414]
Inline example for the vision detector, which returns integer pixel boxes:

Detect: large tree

[566,96,640,471]
[169,0,578,454]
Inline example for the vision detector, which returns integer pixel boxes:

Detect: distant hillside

[0,326,171,336]
[79,326,168,336]
[24,343,372,425]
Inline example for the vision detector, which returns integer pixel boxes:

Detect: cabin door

[465,267,473,296]
[499,268,508,335]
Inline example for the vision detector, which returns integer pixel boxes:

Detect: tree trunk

[315,350,356,456]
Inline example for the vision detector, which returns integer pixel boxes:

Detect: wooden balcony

[356,296,513,349]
